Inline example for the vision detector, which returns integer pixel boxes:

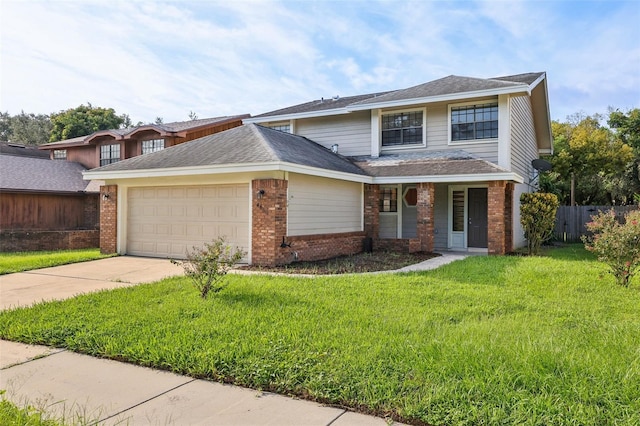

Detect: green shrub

[583,209,640,287]
[171,237,245,298]
[520,192,559,255]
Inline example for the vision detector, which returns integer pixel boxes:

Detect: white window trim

[447,99,499,146]
[265,120,294,133]
[379,184,402,238]
[141,139,165,155]
[380,107,427,152]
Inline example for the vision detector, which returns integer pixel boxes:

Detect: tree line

[540,108,639,206]
[0,103,198,145]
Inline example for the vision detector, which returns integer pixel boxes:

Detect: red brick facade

[0,230,99,252]
[487,180,512,255]
[286,232,366,263]
[251,179,289,266]
[100,185,118,254]
[364,184,379,238]
[416,182,435,252]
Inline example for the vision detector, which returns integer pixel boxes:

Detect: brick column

[416,182,435,252]
[99,185,117,254]
[251,179,288,266]
[488,181,507,255]
[504,183,514,253]
[363,184,379,238]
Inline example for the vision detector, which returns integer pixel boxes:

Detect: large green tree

[540,112,636,205]
[49,103,125,142]
[0,111,53,145]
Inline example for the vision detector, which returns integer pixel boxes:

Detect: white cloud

[1,0,638,123]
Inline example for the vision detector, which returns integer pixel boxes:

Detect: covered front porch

[363,180,515,255]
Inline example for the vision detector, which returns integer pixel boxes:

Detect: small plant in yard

[583,209,640,287]
[171,237,245,298]
[520,192,559,255]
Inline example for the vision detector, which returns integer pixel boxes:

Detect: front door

[467,188,488,248]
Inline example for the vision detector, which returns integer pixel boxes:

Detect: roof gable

[88,124,367,177]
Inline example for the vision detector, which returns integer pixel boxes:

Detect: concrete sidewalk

[0,254,468,425]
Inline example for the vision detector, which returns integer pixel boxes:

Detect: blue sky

[1,0,639,124]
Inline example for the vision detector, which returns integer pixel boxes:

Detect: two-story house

[84,72,551,266]
[39,115,250,169]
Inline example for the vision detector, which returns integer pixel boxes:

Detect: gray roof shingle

[352,151,511,177]
[252,72,545,118]
[90,124,368,177]
[1,155,96,193]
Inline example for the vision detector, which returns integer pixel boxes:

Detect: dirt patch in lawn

[239,251,440,274]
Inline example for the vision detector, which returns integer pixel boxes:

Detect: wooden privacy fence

[553,205,639,243]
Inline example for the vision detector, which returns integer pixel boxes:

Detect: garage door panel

[127,184,249,260]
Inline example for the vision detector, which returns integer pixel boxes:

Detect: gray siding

[287,173,362,236]
[295,111,372,156]
[433,184,449,250]
[510,96,538,178]
[379,214,397,238]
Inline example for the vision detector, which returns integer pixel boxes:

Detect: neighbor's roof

[0,142,50,159]
[247,73,546,120]
[84,124,368,180]
[352,151,523,184]
[0,154,97,193]
[40,115,251,149]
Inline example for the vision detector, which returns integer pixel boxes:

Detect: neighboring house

[39,115,250,169]
[0,142,100,251]
[84,72,552,266]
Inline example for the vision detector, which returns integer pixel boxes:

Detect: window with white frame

[268,123,291,133]
[451,102,498,142]
[53,149,67,160]
[381,110,424,147]
[142,139,165,154]
[100,144,120,166]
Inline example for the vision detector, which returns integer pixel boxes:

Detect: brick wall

[285,232,366,263]
[363,184,379,238]
[251,179,288,266]
[505,183,514,253]
[416,182,435,252]
[83,194,99,229]
[0,230,99,252]
[100,185,118,254]
[488,180,508,255]
[374,238,422,253]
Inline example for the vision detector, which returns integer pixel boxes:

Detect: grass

[0,394,62,426]
[1,246,639,425]
[0,249,113,275]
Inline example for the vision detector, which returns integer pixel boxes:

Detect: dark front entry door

[467,188,488,248]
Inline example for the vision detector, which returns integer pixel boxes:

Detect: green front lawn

[0,249,113,275]
[1,246,638,425]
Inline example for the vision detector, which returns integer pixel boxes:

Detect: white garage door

[127,184,250,260]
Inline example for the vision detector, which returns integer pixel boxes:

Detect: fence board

[553,205,639,242]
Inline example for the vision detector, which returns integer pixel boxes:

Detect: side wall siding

[510,96,538,179]
[287,174,362,236]
[295,111,372,156]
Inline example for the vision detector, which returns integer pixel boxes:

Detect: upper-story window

[100,144,120,166]
[53,149,67,160]
[381,110,424,147]
[268,123,291,133]
[451,102,498,142]
[142,139,165,154]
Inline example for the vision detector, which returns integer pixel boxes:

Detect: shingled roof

[1,154,96,193]
[40,115,250,148]
[88,124,367,177]
[248,73,545,119]
[352,151,514,178]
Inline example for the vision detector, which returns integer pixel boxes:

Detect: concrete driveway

[0,256,183,310]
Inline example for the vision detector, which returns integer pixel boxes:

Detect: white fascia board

[372,172,524,185]
[244,108,350,124]
[346,86,530,112]
[83,161,372,184]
